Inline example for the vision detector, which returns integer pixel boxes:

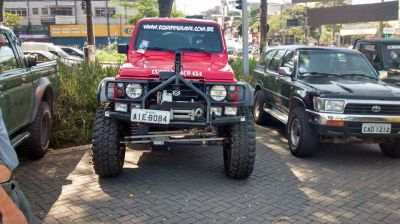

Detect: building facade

[2,0,136,47]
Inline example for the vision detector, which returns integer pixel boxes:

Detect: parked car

[94,18,255,179]
[59,46,84,59]
[23,50,57,64]
[21,42,83,66]
[354,38,400,84]
[252,45,400,158]
[0,25,60,158]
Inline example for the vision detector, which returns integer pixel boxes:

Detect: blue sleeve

[0,109,19,171]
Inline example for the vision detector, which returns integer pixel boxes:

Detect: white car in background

[21,42,83,66]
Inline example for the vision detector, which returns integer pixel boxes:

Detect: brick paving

[15,125,400,224]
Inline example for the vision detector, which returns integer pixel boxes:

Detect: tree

[113,0,158,25]
[158,0,174,18]
[259,0,267,53]
[0,0,4,23]
[4,13,22,29]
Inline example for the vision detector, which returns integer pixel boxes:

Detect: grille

[346,122,400,135]
[344,104,400,115]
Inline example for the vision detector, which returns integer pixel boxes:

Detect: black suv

[252,46,400,158]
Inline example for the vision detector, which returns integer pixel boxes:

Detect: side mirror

[277,67,293,76]
[26,55,37,67]
[117,44,129,54]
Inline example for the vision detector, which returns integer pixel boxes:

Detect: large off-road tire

[25,101,52,159]
[223,107,256,179]
[287,107,318,157]
[253,90,272,125]
[92,108,126,177]
[379,139,400,158]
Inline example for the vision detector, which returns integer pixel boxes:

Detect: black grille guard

[141,72,212,126]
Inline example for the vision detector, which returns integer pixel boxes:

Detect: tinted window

[382,44,400,70]
[135,22,223,53]
[359,44,378,66]
[282,51,295,71]
[268,49,286,72]
[298,50,376,78]
[0,33,18,73]
[260,50,276,68]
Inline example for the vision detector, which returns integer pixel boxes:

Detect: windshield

[298,50,377,78]
[382,44,400,70]
[134,22,223,53]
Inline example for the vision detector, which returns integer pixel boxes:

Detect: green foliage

[112,0,158,25]
[4,13,22,28]
[230,57,257,82]
[171,7,185,18]
[96,43,126,63]
[51,62,119,146]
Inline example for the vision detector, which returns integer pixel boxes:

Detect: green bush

[51,62,119,147]
[230,57,258,81]
[96,43,127,63]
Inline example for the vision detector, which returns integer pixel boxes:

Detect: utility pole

[85,0,95,61]
[105,0,111,45]
[377,0,384,37]
[242,0,249,77]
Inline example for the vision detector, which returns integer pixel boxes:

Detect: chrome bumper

[306,110,400,125]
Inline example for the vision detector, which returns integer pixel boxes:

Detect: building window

[50,7,73,16]
[42,8,48,15]
[32,8,39,15]
[4,8,27,17]
[95,8,116,17]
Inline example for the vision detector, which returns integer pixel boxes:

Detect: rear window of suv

[134,22,223,53]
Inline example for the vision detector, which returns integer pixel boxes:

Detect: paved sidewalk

[15,125,400,223]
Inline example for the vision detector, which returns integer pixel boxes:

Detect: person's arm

[0,163,12,183]
[0,186,28,224]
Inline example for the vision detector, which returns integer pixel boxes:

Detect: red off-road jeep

[94,18,255,179]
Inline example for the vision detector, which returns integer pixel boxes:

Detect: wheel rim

[290,118,301,148]
[254,98,260,119]
[40,112,51,149]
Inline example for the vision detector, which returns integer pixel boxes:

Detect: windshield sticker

[151,69,203,77]
[137,40,149,53]
[388,45,400,50]
[142,24,215,32]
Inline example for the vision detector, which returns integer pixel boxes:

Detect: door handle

[21,75,27,83]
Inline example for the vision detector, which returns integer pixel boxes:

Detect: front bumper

[307,110,400,137]
[106,111,245,127]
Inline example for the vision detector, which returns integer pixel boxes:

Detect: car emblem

[172,90,181,96]
[371,106,381,113]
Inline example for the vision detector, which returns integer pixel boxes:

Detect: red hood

[117,51,235,82]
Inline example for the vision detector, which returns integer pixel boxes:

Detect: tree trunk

[0,0,4,23]
[259,0,267,54]
[158,0,174,18]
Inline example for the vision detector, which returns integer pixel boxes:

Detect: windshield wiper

[177,47,212,54]
[146,47,174,52]
[340,73,377,79]
[300,72,339,77]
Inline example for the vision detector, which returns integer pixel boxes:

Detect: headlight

[210,85,227,101]
[125,83,142,99]
[313,97,345,113]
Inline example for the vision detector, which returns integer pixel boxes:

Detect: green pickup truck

[0,25,60,158]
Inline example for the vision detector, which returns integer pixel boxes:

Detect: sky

[175,0,393,15]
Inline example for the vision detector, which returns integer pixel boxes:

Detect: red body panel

[117,18,236,83]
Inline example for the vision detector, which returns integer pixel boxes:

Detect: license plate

[361,123,391,134]
[131,109,170,124]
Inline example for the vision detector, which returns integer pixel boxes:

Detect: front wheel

[253,90,271,125]
[223,107,256,179]
[379,139,400,158]
[287,108,318,157]
[92,108,126,177]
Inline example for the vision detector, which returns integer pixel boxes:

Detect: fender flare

[31,77,53,122]
[97,77,115,102]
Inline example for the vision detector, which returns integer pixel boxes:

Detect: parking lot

[15,124,400,224]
